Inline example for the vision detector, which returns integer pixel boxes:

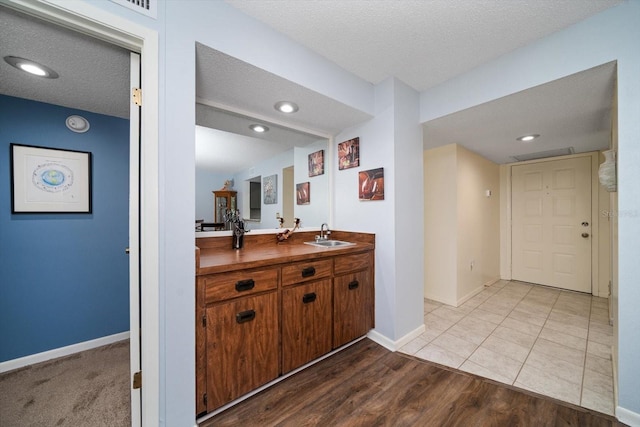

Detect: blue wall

[0,95,130,362]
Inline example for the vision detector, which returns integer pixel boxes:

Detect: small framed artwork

[296,182,310,205]
[308,149,325,177]
[338,137,360,170]
[359,167,384,201]
[263,174,277,204]
[11,143,92,213]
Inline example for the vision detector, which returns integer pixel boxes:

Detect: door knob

[581,233,590,238]
[125,247,130,254]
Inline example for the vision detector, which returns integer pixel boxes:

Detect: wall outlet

[276,212,280,218]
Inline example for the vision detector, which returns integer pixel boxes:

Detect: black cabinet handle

[348,280,359,290]
[235,279,255,292]
[301,266,316,278]
[302,292,317,304]
[236,309,256,324]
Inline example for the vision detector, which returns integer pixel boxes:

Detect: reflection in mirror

[195,104,330,233]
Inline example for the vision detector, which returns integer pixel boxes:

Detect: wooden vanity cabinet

[196,242,374,416]
[281,258,333,374]
[333,252,374,348]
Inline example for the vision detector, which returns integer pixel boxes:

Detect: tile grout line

[502,284,560,387]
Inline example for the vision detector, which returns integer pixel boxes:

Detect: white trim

[616,406,640,426]
[4,2,160,426]
[367,325,425,352]
[0,332,130,374]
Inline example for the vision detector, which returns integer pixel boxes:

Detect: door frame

[500,151,601,295]
[2,1,160,425]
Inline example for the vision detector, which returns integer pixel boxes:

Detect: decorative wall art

[338,137,360,170]
[11,143,92,213]
[308,149,325,177]
[296,182,310,205]
[263,174,277,204]
[359,167,384,201]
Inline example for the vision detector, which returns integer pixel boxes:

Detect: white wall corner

[456,283,488,307]
[367,324,425,352]
[0,331,130,373]
[616,406,640,427]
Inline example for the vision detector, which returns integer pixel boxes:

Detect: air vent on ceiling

[511,147,575,162]
[109,0,157,19]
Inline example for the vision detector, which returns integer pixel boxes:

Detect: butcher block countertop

[195,230,375,275]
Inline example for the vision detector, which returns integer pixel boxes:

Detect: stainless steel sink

[304,240,355,248]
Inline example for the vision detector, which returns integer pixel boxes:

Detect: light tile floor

[399,280,615,415]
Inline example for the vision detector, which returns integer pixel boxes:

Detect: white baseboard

[0,331,130,374]
[617,406,640,427]
[367,324,425,352]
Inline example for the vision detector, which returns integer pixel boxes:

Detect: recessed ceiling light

[4,56,59,79]
[516,134,540,142]
[249,124,269,133]
[274,101,299,114]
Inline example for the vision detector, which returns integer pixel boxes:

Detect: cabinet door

[333,270,373,348]
[206,291,278,411]
[282,279,332,373]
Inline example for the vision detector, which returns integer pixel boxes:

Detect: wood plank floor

[200,339,624,427]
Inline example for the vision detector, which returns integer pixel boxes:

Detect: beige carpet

[0,340,130,426]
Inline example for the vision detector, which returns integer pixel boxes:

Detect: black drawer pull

[348,280,359,290]
[302,292,317,304]
[301,267,316,278]
[236,309,256,324]
[235,279,255,292]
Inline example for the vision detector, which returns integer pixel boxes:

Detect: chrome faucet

[319,223,330,241]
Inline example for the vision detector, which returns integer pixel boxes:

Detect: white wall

[234,149,293,230]
[333,77,424,342]
[421,2,640,420]
[424,144,500,306]
[195,168,228,222]
[424,144,458,305]
[391,78,424,339]
[456,146,501,301]
[294,140,330,228]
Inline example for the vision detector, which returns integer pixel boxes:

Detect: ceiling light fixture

[516,134,540,142]
[249,124,269,133]
[274,101,299,114]
[4,56,59,79]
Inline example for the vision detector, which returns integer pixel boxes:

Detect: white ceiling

[1,1,620,170]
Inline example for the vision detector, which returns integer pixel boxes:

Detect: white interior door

[512,156,592,292]
[128,51,142,427]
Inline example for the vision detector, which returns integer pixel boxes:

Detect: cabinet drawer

[282,258,332,287]
[204,268,278,304]
[334,251,371,275]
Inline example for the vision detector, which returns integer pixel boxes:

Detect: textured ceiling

[0,1,620,170]
[0,6,130,118]
[225,0,622,91]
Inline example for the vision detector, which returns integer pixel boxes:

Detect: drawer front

[281,258,332,287]
[204,268,278,303]
[334,251,371,275]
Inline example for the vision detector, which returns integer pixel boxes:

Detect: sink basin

[304,240,355,248]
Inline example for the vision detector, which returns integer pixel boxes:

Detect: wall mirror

[194,42,372,235]
[195,104,330,233]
